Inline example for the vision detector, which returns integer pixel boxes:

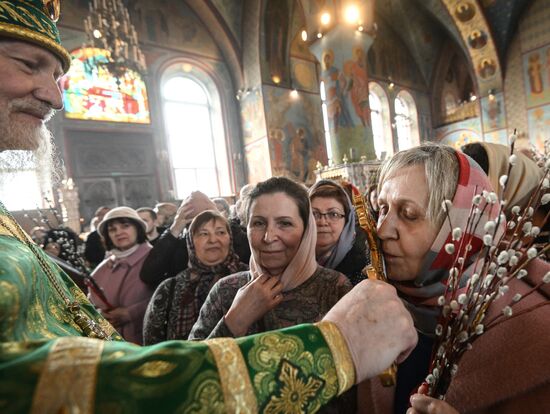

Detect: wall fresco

[483,129,508,145]
[435,118,483,149]
[244,138,272,184]
[527,105,550,151]
[481,92,506,132]
[240,91,267,146]
[523,44,550,108]
[291,58,318,93]
[263,85,327,183]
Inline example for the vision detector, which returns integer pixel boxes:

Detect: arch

[441,0,503,95]
[394,90,420,150]
[184,0,243,90]
[368,82,392,159]
[160,62,232,198]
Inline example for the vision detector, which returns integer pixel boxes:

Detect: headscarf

[479,143,544,216]
[394,151,506,335]
[174,218,244,336]
[309,180,357,269]
[249,208,318,292]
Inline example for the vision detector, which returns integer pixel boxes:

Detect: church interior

[2,0,550,230]
[2,2,550,410]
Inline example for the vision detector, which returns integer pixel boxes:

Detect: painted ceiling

[199,0,530,82]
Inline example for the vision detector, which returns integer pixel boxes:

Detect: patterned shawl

[394,151,505,334]
[174,224,244,337]
[249,208,318,292]
[309,179,357,270]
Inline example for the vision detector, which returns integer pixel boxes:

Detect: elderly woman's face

[193,219,231,266]
[248,192,305,277]
[376,165,439,281]
[311,197,346,257]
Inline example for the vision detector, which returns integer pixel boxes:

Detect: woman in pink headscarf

[358,143,550,414]
[189,177,351,338]
[190,176,355,412]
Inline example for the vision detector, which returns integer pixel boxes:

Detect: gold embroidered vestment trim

[30,337,104,414]
[316,321,356,395]
[205,337,258,413]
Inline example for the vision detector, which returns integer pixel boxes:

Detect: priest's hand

[323,280,417,383]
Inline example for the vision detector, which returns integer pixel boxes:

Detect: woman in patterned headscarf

[358,143,550,414]
[143,210,247,344]
[189,177,356,413]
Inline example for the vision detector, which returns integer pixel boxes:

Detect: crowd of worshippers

[26,142,549,412]
[30,142,549,353]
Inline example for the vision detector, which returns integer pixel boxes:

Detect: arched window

[368,82,392,160]
[161,64,231,198]
[62,47,150,123]
[394,90,420,151]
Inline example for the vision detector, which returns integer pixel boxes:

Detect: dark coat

[334,226,370,286]
[84,230,105,269]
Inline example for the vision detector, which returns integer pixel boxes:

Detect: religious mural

[62,48,150,124]
[523,44,550,108]
[320,47,371,131]
[244,138,272,184]
[436,118,482,149]
[240,91,267,146]
[483,129,508,145]
[264,86,327,184]
[291,58,318,93]
[437,116,511,148]
[320,48,352,132]
[481,92,506,132]
[527,105,550,152]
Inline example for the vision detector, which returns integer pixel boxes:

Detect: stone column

[310,25,376,163]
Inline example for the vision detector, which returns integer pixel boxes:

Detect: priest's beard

[0,103,61,200]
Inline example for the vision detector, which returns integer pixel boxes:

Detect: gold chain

[0,201,112,340]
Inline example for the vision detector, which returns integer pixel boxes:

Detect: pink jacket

[89,243,153,344]
[358,259,550,413]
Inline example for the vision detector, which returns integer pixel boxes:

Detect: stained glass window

[61,48,150,123]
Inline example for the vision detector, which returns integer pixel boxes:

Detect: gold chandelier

[83,0,146,80]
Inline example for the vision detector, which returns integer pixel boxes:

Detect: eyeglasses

[43,0,60,23]
[312,211,346,222]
